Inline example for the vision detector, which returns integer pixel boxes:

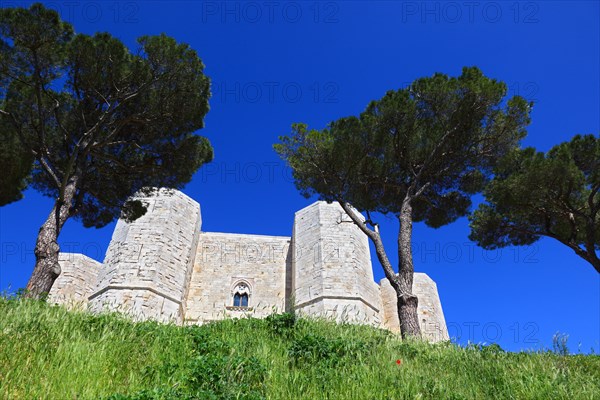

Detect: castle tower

[88,189,201,323]
[291,201,382,325]
[379,274,449,342]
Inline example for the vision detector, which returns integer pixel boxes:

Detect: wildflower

[396,359,402,366]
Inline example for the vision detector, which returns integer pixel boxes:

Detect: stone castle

[49,189,449,342]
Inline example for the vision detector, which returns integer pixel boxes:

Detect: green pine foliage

[1,3,214,296]
[0,2,214,220]
[469,134,600,273]
[1,298,599,399]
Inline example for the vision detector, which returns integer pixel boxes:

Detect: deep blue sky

[1,0,598,352]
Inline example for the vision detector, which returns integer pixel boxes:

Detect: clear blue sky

[1,0,598,353]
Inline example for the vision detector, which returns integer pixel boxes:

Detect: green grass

[0,298,599,399]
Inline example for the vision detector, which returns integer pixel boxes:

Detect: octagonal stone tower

[88,189,201,323]
[292,201,383,325]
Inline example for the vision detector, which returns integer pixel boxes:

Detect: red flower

[396,359,402,366]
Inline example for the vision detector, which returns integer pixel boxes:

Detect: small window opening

[234,293,249,307]
[232,282,250,307]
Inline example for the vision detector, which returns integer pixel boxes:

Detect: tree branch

[337,200,399,289]
[37,155,62,189]
[500,220,596,270]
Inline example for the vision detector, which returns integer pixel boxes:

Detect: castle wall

[292,202,383,325]
[47,188,449,343]
[48,253,102,308]
[88,189,201,323]
[413,274,449,342]
[379,274,449,342]
[379,278,401,334]
[184,232,290,323]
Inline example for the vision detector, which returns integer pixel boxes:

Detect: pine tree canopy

[275,66,532,227]
[0,3,214,226]
[469,134,600,272]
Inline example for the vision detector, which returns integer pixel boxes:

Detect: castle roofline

[294,200,326,215]
[200,231,291,241]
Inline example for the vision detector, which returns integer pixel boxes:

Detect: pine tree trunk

[336,199,422,339]
[25,177,78,298]
[397,197,422,339]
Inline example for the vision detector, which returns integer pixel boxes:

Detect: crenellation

[50,188,448,342]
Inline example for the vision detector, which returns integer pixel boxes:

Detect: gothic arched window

[232,282,250,308]
[234,293,248,307]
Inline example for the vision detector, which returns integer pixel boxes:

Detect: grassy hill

[0,298,598,399]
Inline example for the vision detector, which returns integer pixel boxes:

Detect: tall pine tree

[1,4,214,296]
[276,67,531,338]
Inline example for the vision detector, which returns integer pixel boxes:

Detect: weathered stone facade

[49,189,449,342]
